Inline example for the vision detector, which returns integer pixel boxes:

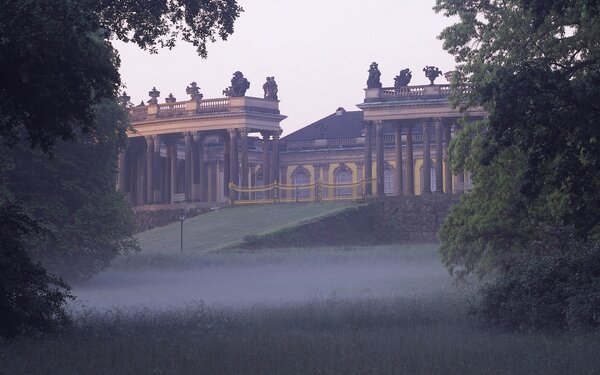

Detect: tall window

[256,168,264,199]
[384,167,394,195]
[335,169,352,196]
[293,171,310,198]
[430,165,436,192]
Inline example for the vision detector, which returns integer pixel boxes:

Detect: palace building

[117,66,483,206]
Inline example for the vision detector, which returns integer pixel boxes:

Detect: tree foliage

[1,100,139,282]
[0,0,242,152]
[0,0,241,337]
[436,0,600,278]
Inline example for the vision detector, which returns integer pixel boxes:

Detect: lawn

[135,202,359,254]
[2,245,599,375]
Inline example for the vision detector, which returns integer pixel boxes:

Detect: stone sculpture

[394,69,412,87]
[223,71,250,97]
[423,66,443,85]
[367,62,382,89]
[263,76,278,100]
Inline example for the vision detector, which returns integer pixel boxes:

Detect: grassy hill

[135,202,360,254]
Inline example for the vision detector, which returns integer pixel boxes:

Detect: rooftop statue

[367,62,382,89]
[263,76,278,100]
[165,93,177,103]
[186,82,203,101]
[118,92,130,107]
[423,66,443,85]
[147,87,160,104]
[223,71,250,97]
[394,69,412,87]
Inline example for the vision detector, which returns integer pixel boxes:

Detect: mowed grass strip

[136,202,358,254]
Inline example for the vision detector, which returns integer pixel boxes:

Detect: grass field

[2,245,600,375]
[136,202,358,253]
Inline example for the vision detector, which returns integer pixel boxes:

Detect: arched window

[334,165,352,197]
[384,167,394,195]
[291,166,310,198]
[255,167,264,199]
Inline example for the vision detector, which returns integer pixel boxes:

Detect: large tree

[436,0,600,277]
[0,0,242,337]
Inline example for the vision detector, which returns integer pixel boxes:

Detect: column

[356,161,364,197]
[422,120,432,194]
[313,164,321,200]
[322,164,330,199]
[164,142,171,202]
[364,122,373,196]
[153,135,161,203]
[229,128,239,187]
[452,124,464,193]
[272,130,281,183]
[279,166,287,199]
[405,125,414,195]
[444,124,453,194]
[145,135,154,205]
[394,123,403,196]
[223,132,231,197]
[117,150,126,192]
[184,132,193,200]
[375,121,384,197]
[261,131,271,185]
[169,142,178,201]
[193,132,205,201]
[240,128,249,189]
[435,119,444,194]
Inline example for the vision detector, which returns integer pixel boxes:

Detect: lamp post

[179,212,186,253]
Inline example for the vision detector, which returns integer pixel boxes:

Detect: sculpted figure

[366,62,382,89]
[423,66,443,85]
[186,82,204,101]
[147,87,160,104]
[223,71,250,97]
[394,69,412,87]
[263,76,278,100]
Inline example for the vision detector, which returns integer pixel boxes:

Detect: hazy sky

[115,0,456,135]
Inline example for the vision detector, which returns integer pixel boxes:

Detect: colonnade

[117,128,281,206]
[363,118,460,196]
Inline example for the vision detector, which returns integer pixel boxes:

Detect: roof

[282,108,404,141]
[283,108,364,141]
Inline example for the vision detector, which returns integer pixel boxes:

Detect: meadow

[2,244,600,374]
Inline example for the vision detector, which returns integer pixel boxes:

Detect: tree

[0,0,242,152]
[435,0,600,277]
[1,100,139,282]
[0,0,242,337]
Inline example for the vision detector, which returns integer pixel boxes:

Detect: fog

[72,246,455,312]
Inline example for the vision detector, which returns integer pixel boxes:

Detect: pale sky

[115,0,456,136]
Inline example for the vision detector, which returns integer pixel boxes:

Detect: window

[335,169,352,197]
[384,167,394,195]
[293,171,310,198]
[430,165,436,192]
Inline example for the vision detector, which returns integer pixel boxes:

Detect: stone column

[229,129,239,189]
[164,142,171,202]
[405,125,415,195]
[240,128,249,187]
[170,142,178,199]
[375,121,385,197]
[117,150,126,192]
[394,123,403,196]
[322,164,330,198]
[223,132,231,197]
[435,119,444,194]
[422,120,432,194]
[452,124,464,193]
[194,132,205,201]
[364,122,373,196]
[145,135,154,205]
[356,161,364,197]
[272,130,281,183]
[184,132,193,201]
[153,135,162,203]
[444,124,453,194]
[313,164,322,199]
[261,131,271,185]
[279,166,287,199]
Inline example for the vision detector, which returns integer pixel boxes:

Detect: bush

[473,243,600,331]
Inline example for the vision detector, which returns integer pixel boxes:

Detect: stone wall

[240,194,461,248]
[375,194,460,243]
[133,202,229,233]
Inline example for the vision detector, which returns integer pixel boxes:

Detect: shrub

[473,243,600,331]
